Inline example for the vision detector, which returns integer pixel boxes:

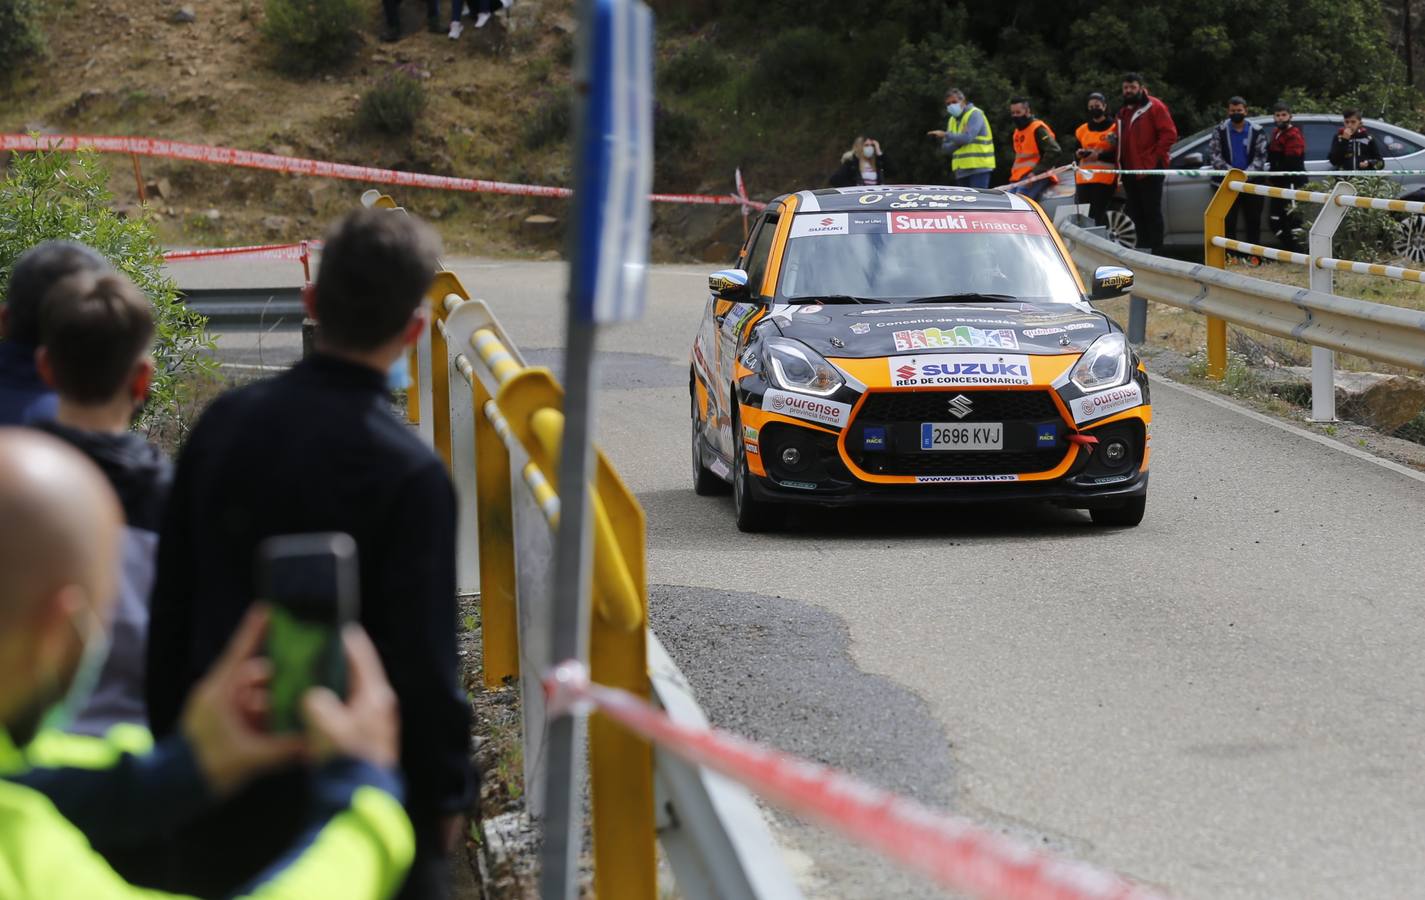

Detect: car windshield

[777,210,1083,303]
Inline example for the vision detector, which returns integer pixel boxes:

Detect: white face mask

[947,102,963,117]
[862,145,876,158]
[40,602,112,733]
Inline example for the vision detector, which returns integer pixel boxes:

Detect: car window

[1170,136,1208,167]
[1300,122,1341,161]
[1378,130,1422,158]
[776,211,1082,303]
[745,217,778,297]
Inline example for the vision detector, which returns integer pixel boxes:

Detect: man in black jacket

[146,209,472,899]
[1328,108,1385,171]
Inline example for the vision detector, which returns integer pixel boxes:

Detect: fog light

[1103,439,1128,464]
[781,447,801,466]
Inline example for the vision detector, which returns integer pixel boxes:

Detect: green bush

[522,92,572,150]
[358,67,428,135]
[0,149,214,425]
[654,106,700,156]
[1303,175,1403,262]
[750,27,842,102]
[262,0,365,74]
[0,0,44,73]
[661,42,727,94]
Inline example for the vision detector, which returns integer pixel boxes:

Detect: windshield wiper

[798,295,885,305]
[902,292,1020,304]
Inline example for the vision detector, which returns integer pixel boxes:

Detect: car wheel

[1105,208,1138,250]
[731,411,780,533]
[690,393,724,496]
[1090,495,1146,527]
[1394,215,1425,265]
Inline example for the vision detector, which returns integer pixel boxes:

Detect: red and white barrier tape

[544,661,1166,900]
[162,240,322,263]
[2,133,764,209]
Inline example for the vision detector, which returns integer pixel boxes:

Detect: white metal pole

[1307,182,1354,422]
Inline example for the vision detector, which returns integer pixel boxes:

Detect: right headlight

[1070,333,1129,391]
[762,336,844,397]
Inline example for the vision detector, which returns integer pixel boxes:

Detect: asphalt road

[177,257,1425,900]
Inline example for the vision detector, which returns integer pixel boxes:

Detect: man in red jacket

[1115,73,1178,254]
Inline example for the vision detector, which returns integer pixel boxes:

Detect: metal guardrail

[1058,221,1425,419]
[384,197,799,900]
[179,287,304,325]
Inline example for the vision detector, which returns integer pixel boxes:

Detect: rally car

[689,184,1151,532]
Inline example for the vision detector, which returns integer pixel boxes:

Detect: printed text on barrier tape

[162,241,324,263]
[1074,164,1425,178]
[544,661,1165,900]
[2,133,762,209]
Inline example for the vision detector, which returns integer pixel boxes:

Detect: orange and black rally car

[689,185,1151,532]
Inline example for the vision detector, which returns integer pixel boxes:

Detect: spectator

[1267,101,1308,250]
[828,136,888,187]
[448,0,509,38]
[0,241,111,426]
[381,0,443,42]
[1208,96,1269,248]
[1073,92,1118,227]
[0,428,412,900]
[1114,72,1178,254]
[146,209,473,900]
[1004,96,1061,200]
[1328,108,1385,172]
[928,88,995,189]
[31,270,170,737]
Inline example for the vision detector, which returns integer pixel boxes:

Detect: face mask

[1012,115,1032,128]
[1089,107,1105,119]
[862,145,876,158]
[387,351,412,392]
[1229,113,1246,124]
[40,603,112,734]
[947,103,962,117]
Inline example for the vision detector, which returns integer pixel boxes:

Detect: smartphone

[256,532,360,733]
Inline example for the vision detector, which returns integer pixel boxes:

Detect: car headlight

[762,336,844,397]
[1070,333,1130,391]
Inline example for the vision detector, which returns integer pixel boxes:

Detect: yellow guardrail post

[426,271,468,470]
[474,383,520,687]
[498,369,656,900]
[1203,168,1246,380]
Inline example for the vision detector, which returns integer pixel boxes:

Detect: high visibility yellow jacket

[946,106,995,174]
[0,724,413,899]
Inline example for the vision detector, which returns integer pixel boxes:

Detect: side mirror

[1091,265,1134,300]
[1176,151,1205,168]
[708,268,750,301]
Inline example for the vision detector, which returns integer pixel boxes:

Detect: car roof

[774,185,1035,213]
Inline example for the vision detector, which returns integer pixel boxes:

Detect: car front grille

[846,389,1070,477]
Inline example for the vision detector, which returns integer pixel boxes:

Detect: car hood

[765,302,1113,359]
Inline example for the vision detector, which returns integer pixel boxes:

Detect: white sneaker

[474,11,490,26]
[448,20,463,38]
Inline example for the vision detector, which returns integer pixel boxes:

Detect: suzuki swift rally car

[689,185,1150,532]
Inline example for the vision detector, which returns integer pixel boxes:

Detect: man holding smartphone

[146,210,473,898]
[0,428,411,898]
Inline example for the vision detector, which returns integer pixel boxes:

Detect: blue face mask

[947,102,963,117]
[40,604,111,733]
[387,351,412,392]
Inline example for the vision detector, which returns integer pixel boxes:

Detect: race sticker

[1071,382,1144,424]
[892,326,1019,352]
[1022,322,1096,338]
[914,474,1020,483]
[888,354,1033,387]
[790,214,849,238]
[888,211,1048,235]
[764,389,852,428]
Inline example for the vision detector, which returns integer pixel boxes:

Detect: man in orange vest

[1005,97,1061,201]
[1073,92,1118,227]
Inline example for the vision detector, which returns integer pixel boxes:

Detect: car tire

[690,393,724,496]
[1090,495,1146,527]
[1105,208,1138,250]
[731,411,780,533]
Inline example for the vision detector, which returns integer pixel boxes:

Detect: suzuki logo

[820,217,835,226]
[947,394,974,419]
[896,364,917,380]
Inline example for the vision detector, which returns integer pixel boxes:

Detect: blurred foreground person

[0,241,111,426]
[147,209,473,899]
[0,428,413,899]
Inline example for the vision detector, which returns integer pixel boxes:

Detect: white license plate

[920,422,1003,451]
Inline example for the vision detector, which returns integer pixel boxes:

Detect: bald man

[0,428,415,898]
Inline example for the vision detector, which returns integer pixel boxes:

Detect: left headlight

[762,336,844,397]
[1070,333,1130,391]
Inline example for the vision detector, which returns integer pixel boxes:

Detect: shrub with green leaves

[0,0,44,73]
[0,149,214,424]
[358,67,428,135]
[1302,175,1403,262]
[262,0,365,74]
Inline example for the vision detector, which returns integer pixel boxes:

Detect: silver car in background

[1040,114,1425,261]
